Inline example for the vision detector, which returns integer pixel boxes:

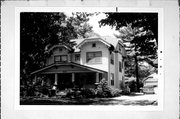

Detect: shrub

[66,89,82,98]
[26,85,36,96]
[110,88,121,97]
[95,79,121,98]
[121,85,131,95]
[20,85,27,97]
[56,90,68,98]
[129,80,137,92]
[41,85,50,95]
[80,88,96,98]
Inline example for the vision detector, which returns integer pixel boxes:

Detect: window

[54,55,67,62]
[111,73,114,86]
[111,53,114,65]
[59,48,63,52]
[92,43,96,47]
[119,61,122,72]
[75,54,80,61]
[86,51,102,64]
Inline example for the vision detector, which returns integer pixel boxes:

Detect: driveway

[110,93,158,106]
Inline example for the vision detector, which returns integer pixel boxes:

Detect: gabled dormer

[46,44,73,65]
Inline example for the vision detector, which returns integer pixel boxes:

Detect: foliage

[96,79,112,97]
[99,13,158,43]
[125,57,152,79]
[121,86,131,95]
[69,12,94,38]
[110,88,121,97]
[96,79,121,98]
[99,13,158,67]
[65,89,82,98]
[80,88,96,98]
[99,13,158,92]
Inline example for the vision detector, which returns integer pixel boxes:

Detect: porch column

[72,73,75,82]
[54,73,58,85]
[96,72,99,83]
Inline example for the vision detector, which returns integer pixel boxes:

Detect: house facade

[31,36,126,90]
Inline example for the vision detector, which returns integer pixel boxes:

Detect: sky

[88,13,119,38]
[64,12,119,38]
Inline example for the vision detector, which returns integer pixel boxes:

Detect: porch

[31,62,107,90]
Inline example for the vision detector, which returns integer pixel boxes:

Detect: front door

[57,73,73,90]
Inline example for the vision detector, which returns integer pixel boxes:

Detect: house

[142,73,158,94]
[31,36,126,90]
[143,73,158,87]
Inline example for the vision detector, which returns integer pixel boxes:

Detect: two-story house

[31,36,126,90]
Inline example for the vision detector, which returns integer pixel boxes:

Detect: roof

[76,36,111,49]
[75,36,123,50]
[48,36,125,53]
[70,39,84,52]
[143,73,158,82]
[101,36,123,48]
[31,62,107,75]
[48,44,72,52]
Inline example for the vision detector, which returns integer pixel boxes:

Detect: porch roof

[31,62,107,75]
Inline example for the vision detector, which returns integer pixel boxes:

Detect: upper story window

[59,48,63,52]
[75,54,80,62]
[54,55,67,63]
[92,43,96,47]
[86,51,102,64]
[111,53,114,65]
[119,61,122,72]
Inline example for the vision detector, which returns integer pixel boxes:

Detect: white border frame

[14,7,164,111]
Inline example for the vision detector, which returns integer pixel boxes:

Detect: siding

[80,41,109,72]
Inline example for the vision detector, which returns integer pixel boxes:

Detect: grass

[20,96,157,106]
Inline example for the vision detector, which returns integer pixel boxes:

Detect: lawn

[20,95,158,106]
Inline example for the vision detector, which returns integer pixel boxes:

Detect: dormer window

[92,43,96,47]
[54,55,67,63]
[59,48,63,52]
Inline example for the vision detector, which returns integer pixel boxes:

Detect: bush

[95,79,112,97]
[110,88,121,97]
[121,85,131,95]
[96,88,110,98]
[20,85,27,97]
[66,89,82,98]
[81,88,96,98]
[95,79,121,98]
[26,85,36,96]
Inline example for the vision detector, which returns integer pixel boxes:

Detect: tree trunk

[134,43,140,92]
[135,55,140,92]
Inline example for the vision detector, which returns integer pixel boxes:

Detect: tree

[68,12,94,38]
[99,13,158,92]
[20,12,93,82]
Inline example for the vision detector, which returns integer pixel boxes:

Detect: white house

[31,36,126,90]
